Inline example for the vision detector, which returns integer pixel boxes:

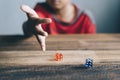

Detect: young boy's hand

[20,5,52,51]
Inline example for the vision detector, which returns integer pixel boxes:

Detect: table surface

[0,34,120,80]
[0,34,120,50]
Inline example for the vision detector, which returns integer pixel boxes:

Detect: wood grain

[0,34,120,51]
[0,50,120,66]
[0,51,97,66]
[0,34,120,80]
[0,34,120,66]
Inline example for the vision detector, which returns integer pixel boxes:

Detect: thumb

[20,4,39,18]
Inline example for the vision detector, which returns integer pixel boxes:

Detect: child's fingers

[35,24,48,36]
[20,4,38,18]
[20,4,52,24]
[20,4,52,33]
[31,18,52,24]
[36,35,46,51]
[20,4,50,51]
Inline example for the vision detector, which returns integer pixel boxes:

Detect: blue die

[84,58,93,68]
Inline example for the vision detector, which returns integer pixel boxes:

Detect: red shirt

[34,3,96,34]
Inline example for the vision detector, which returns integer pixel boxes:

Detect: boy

[21,0,96,51]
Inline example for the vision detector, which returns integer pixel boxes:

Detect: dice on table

[84,58,93,68]
[55,53,63,61]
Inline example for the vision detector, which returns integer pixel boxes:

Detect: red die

[55,53,63,61]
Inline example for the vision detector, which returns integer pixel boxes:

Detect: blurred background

[0,0,120,35]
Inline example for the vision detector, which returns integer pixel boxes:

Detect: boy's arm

[20,5,52,51]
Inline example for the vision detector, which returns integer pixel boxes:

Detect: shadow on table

[0,64,119,80]
[0,35,39,51]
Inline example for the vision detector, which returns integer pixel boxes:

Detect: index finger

[20,4,39,18]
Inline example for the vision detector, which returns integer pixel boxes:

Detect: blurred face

[46,0,71,10]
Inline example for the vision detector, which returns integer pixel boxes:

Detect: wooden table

[0,34,120,80]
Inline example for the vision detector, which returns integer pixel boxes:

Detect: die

[55,53,63,61]
[84,58,93,68]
